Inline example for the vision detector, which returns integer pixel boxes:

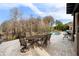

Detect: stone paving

[0,32,76,56]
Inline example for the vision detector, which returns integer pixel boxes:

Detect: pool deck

[0,32,76,56]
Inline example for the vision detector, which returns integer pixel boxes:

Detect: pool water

[51,32,61,35]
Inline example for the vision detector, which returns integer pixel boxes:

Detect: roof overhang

[66,3,79,15]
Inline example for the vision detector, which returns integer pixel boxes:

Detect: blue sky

[0,3,73,24]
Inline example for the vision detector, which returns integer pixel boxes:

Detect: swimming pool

[51,31,61,35]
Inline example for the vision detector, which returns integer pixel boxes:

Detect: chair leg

[20,46,27,53]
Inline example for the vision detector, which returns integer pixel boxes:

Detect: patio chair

[63,30,72,40]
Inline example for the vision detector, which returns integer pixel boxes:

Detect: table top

[25,34,48,40]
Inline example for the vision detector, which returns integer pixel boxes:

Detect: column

[72,14,75,41]
[75,12,79,55]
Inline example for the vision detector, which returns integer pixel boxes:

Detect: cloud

[21,3,45,16]
[21,3,73,23]
[33,3,73,23]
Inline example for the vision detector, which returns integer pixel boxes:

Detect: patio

[0,32,76,56]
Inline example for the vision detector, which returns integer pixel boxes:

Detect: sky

[0,3,73,24]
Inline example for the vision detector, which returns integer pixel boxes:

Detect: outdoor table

[19,33,51,53]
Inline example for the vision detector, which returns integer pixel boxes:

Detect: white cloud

[37,3,73,23]
[21,3,45,16]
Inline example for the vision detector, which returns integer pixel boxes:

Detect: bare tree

[10,7,22,39]
[43,16,54,32]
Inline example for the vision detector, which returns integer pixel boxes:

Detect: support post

[75,13,79,55]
